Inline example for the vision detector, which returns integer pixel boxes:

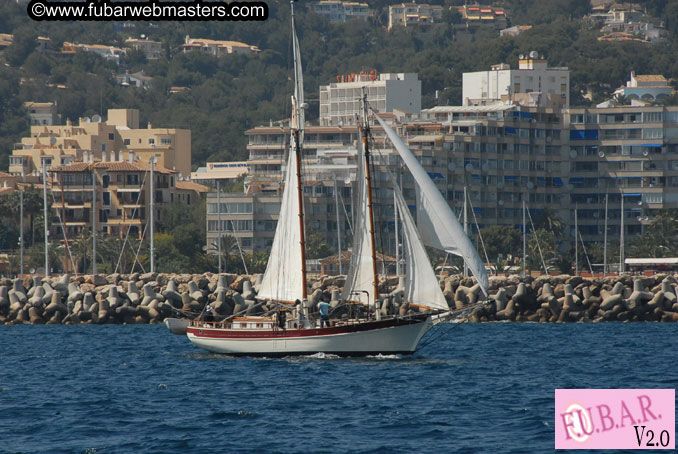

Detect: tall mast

[42,158,49,278]
[359,92,379,305]
[335,178,342,275]
[217,179,222,274]
[19,174,24,279]
[603,192,608,278]
[522,198,526,278]
[150,157,155,273]
[574,203,578,276]
[92,165,97,275]
[619,194,624,274]
[463,186,468,277]
[291,0,308,299]
[393,180,399,276]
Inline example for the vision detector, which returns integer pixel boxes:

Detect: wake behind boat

[172,0,489,356]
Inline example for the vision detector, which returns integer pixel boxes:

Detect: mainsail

[257,2,306,302]
[341,125,376,306]
[373,113,489,296]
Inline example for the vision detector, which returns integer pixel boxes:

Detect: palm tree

[614,93,630,106]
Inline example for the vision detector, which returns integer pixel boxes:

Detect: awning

[642,144,662,148]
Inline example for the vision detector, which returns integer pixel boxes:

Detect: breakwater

[2,272,678,324]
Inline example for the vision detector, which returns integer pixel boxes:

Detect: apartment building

[388,2,443,30]
[319,72,421,126]
[462,53,570,107]
[24,102,60,126]
[180,36,261,56]
[61,42,127,65]
[457,4,508,29]
[48,156,208,241]
[564,105,678,245]
[9,108,191,177]
[311,0,370,22]
[124,38,163,60]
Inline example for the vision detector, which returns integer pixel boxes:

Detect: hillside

[1,0,678,170]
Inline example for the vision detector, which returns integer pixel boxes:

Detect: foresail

[394,184,449,311]
[373,113,489,297]
[341,128,376,307]
[257,148,305,302]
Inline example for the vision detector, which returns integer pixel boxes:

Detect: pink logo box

[555,389,675,449]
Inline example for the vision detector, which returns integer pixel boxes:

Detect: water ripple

[1,324,677,453]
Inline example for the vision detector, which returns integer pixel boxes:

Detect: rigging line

[578,231,594,274]
[222,206,249,275]
[465,195,492,272]
[417,319,467,352]
[48,181,78,274]
[114,169,149,274]
[130,219,149,274]
[525,202,549,275]
[338,188,353,235]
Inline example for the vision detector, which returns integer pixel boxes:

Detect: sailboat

[180,1,488,356]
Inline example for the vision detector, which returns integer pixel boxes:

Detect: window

[103,192,110,205]
[160,137,172,145]
[124,138,130,146]
[108,133,114,140]
[148,138,155,145]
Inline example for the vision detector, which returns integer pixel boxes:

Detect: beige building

[24,102,60,126]
[311,1,370,22]
[180,36,261,56]
[61,42,127,65]
[124,38,163,60]
[388,3,443,30]
[9,108,191,177]
[49,158,208,242]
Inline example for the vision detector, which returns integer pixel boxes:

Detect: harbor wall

[2,272,678,324]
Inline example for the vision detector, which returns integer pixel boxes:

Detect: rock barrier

[3,273,678,325]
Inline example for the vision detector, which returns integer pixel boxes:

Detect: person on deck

[318,299,331,328]
[295,299,306,329]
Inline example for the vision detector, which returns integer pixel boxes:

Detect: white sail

[394,184,449,310]
[341,127,376,306]
[257,2,306,303]
[257,149,305,302]
[373,113,489,296]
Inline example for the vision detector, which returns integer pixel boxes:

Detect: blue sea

[1,323,677,454]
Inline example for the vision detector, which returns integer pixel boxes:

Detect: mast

[619,194,624,274]
[360,92,379,306]
[19,175,24,279]
[42,158,49,278]
[603,192,608,278]
[463,186,468,277]
[92,166,97,275]
[60,171,67,273]
[393,181,399,276]
[335,178,342,275]
[574,203,578,276]
[291,0,308,299]
[217,179,222,274]
[150,157,155,273]
[522,198,526,278]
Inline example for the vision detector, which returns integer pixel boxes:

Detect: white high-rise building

[319,72,421,126]
[462,52,570,107]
